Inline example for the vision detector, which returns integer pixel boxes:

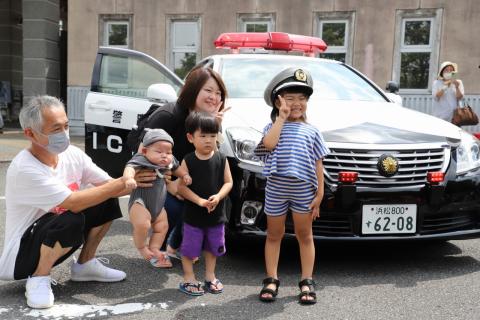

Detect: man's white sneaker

[70,257,126,282]
[25,276,54,309]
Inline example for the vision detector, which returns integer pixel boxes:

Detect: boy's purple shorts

[180,223,226,259]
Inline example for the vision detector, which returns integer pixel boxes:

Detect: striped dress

[255,121,330,215]
[255,121,329,187]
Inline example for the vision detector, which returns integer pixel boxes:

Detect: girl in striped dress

[255,68,329,305]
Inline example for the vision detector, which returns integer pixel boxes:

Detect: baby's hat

[142,128,174,147]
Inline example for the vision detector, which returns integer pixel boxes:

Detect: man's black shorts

[13,198,122,280]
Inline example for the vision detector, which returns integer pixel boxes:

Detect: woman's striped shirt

[254,121,330,188]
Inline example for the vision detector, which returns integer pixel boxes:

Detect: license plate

[362,204,417,234]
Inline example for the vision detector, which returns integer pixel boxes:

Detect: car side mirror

[385,81,399,94]
[147,83,177,104]
[385,92,403,105]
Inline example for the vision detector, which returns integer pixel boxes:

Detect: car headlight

[456,131,480,175]
[225,127,263,169]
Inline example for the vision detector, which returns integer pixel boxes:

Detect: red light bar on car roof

[214,32,328,56]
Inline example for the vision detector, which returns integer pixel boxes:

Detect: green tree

[174,53,197,79]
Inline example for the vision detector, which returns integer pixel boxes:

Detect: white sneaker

[70,257,126,282]
[25,276,55,309]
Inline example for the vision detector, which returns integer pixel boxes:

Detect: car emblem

[294,69,307,82]
[377,154,399,177]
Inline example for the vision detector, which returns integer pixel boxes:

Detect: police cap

[264,67,314,107]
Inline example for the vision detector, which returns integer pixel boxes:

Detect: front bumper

[229,166,480,241]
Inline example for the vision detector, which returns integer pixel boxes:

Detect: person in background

[0,108,4,133]
[0,95,133,309]
[432,61,464,122]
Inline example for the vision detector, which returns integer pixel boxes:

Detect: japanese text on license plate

[362,204,417,235]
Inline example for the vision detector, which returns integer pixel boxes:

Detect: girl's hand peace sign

[277,95,291,120]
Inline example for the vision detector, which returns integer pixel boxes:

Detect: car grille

[323,147,448,189]
[284,213,477,238]
[286,215,354,237]
[421,213,477,234]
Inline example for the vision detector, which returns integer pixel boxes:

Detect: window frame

[314,12,355,64]
[93,48,183,98]
[98,14,133,48]
[392,9,443,93]
[237,13,276,32]
[166,15,202,77]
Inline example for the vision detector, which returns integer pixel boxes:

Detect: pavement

[0,126,85,162]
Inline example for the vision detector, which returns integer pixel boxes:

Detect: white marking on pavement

[0,302,167,319]
[0,196,127,200]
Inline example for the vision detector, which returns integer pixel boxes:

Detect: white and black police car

[85,32,480,241]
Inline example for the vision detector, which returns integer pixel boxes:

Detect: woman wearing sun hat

[432,61,464,122]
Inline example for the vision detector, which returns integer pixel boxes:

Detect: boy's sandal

[179,282,205,296]
[259,277,280,302]
[298,278,317,305]
[204,279,224,294]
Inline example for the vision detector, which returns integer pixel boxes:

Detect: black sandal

[259,277,280,302]
[298,278,317,305]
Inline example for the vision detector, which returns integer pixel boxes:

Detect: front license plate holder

[362,204,417,235]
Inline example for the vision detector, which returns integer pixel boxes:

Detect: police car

[85,32,480,241]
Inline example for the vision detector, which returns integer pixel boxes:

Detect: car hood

[224,98,462,144]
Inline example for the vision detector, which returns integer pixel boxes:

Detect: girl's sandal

[298,278,317,305]
[259,277,280,302]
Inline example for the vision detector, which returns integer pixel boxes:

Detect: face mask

[35,129,70,154]
[443,72,452,80]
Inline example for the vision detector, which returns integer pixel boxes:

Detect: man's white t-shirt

[0,146,111,280]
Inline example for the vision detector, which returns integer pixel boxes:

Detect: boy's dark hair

[270,87,310,122]
[185,111,219,134]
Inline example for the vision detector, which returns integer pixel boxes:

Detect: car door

[84,47,183,177]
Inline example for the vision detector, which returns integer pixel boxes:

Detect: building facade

[0,0,67,122]
[68,0,480,133]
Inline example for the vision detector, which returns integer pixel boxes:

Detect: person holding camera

[432,61,464,122]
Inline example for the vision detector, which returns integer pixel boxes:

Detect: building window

[99,15,132,48]
[237,13,275,32]
[393,9,442,92]
[399,18,433,89]
[315,12,355,64]
[105,21,129,47]
[167,17,201,78]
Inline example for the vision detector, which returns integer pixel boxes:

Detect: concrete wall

[0,0,11,84]
[0,0,23,119]
[22,0,60,106]
[68,0,480,95]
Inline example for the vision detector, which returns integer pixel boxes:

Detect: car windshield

[220,57,386,102]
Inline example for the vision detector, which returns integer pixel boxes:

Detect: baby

[123,128,191,268]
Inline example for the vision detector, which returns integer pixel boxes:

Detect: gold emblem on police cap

[377,154,399,177]
[294,69,307,82]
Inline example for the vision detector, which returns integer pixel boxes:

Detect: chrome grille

[323,146,448,189]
